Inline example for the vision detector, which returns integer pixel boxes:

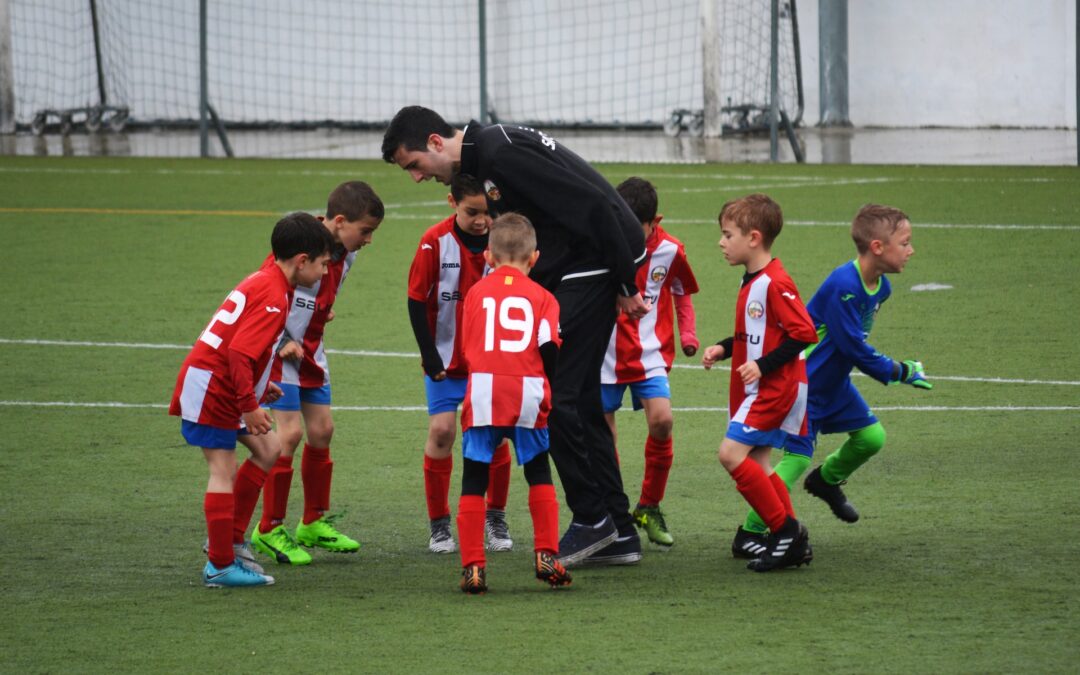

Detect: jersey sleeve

[768,278,818,344]
[668,244,699,296]
[407,233,438,303]
[536,290,562,350]
[818,283,896,384]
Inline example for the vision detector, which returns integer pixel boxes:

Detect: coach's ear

[428,133,445,152]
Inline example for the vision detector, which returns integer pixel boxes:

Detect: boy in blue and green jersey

[732,204,932,557]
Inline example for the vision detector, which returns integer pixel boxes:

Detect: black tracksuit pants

[549,275,633,533]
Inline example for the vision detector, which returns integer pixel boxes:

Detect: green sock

[742,452,811,533]
[820,422,887,484]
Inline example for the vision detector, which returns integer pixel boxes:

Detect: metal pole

[479,0,488,124]
[199,0,209,157]
[0,0,14,134]
[819,0,850,126]
[89,0,107,106]
[701,0,722,138]
[1075,0,1078,166]
[769,0,779,161]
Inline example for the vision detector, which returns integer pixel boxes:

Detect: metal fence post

[0,0,14,134]
[769,0,779,161]
[479,0,488,124]
[819,0,850,126]
[199,0,209,157]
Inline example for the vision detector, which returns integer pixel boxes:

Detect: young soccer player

[250,182,384,566]
[456,213,572,594]
[407,174,514,554]
[700,193,818,572]
[790,205,930,524]
[170,212,334,587]
[600,177,699,552]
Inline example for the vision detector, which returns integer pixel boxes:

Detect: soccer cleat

[251,525,313,566]
[428,516,458,554]
[460,565,487,595]
[731,526,769,560]
[535,551,573,588]
[556,516,618,568]
[203,561,275,588]
[202,539,266,574]
[746,517,811,572]
[632,504,674,547]
[295,513,360,553]
[485,509,514,552]
[804,466,860,523]
[579,532,642,566]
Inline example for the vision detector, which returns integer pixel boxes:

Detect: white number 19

[481,296,533,353]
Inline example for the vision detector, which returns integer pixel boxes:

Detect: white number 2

[199,290,246,349]
[481,296,534,353]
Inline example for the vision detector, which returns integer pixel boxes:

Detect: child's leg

[743,451,811,533]
[820,423,887,484]
[204,448,237,567]
[259,409,302,533]
[234,432,278,543]
[524,452,559,554]
[299,402,334,525]
[639,396,674,507]
[424,411,457,521]
[486,441,512,511]
[457,458,490,569]
[720,439,786,533]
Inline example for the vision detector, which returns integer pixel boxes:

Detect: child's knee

[851,422,886,456]
[647,415,673,440]
[306,418,334,446]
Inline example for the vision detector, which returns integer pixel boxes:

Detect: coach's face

[392,135,457,185]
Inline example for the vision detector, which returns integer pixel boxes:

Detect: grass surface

[1,156,1078,673]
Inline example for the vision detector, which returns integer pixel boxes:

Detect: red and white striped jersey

[602,225,698,383]
[169,265,292,429]
[460,266,561,431]
[407,215,490,378]
[263,248,356,388]
[728,258,817,435]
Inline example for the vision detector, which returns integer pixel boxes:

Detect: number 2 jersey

[728,258,817,435]
[263,246,357,388]
[169,264,292,429]
[602,224,698,384]
[460,266,561,431]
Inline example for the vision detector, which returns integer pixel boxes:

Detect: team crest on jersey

[484,179,501,202]
[747,300,764,319]
[650,265,668,283]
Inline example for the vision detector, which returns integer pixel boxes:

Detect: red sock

[233,460,268,544]
[486,442,512,511]
[456,494,486,568]
[301,444,332,525]
[423,455,453,520]
[205,492,234,568]
[258,455,294,533]
[639,435,674,506]
[730,457,787,532]
[769,470,795,519]
[528,484,559,555]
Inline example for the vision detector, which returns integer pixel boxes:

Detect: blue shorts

[462,426,550,466]
[425,375,467,415]
[724,420,789,449]
[265,382,332,411]
[601,375,671,413]
[181,420,248,450]
[785,384,879,458]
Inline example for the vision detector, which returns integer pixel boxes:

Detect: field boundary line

[664,218,1080,231]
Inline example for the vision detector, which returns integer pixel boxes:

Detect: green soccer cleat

[295,514,360,553]
[633,504,674,547]
[251,524,313,566]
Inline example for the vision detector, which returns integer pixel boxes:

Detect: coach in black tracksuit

[383,106,649,566]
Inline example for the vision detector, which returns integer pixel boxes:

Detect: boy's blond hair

[851,204,910,254]
[718,193,783,248]
[489,213,537,263]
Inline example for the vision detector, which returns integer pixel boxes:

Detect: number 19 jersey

[460,266,561,431]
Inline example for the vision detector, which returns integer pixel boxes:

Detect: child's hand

[242,408,274,435]
[737,361,762,384]
[326,309,336,323]
[279,340,304,362]
[701,345,725,369]
[262,382,283,404]
[682,344,698,357]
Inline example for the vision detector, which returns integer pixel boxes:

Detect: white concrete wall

[799,0,1077,127]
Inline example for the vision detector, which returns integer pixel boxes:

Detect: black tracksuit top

[458,121,646,294]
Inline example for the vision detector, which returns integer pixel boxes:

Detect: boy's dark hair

[381,105,455,163]
[616,176,658,225]
[272,212,335,261]
[489,213,536,263]
[450,173,486,202]
[851,204,910,254]
[718,193,783,248]
[327,181,385,223]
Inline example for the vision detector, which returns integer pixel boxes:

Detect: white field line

[0,400,1074,414]
[3,337,1078,388]
[677,177,896,193]
[663,218,1080,231]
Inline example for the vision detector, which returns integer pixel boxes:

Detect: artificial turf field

[1,155,1078,673]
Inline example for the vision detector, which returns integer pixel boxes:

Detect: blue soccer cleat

[202,561,275,588]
